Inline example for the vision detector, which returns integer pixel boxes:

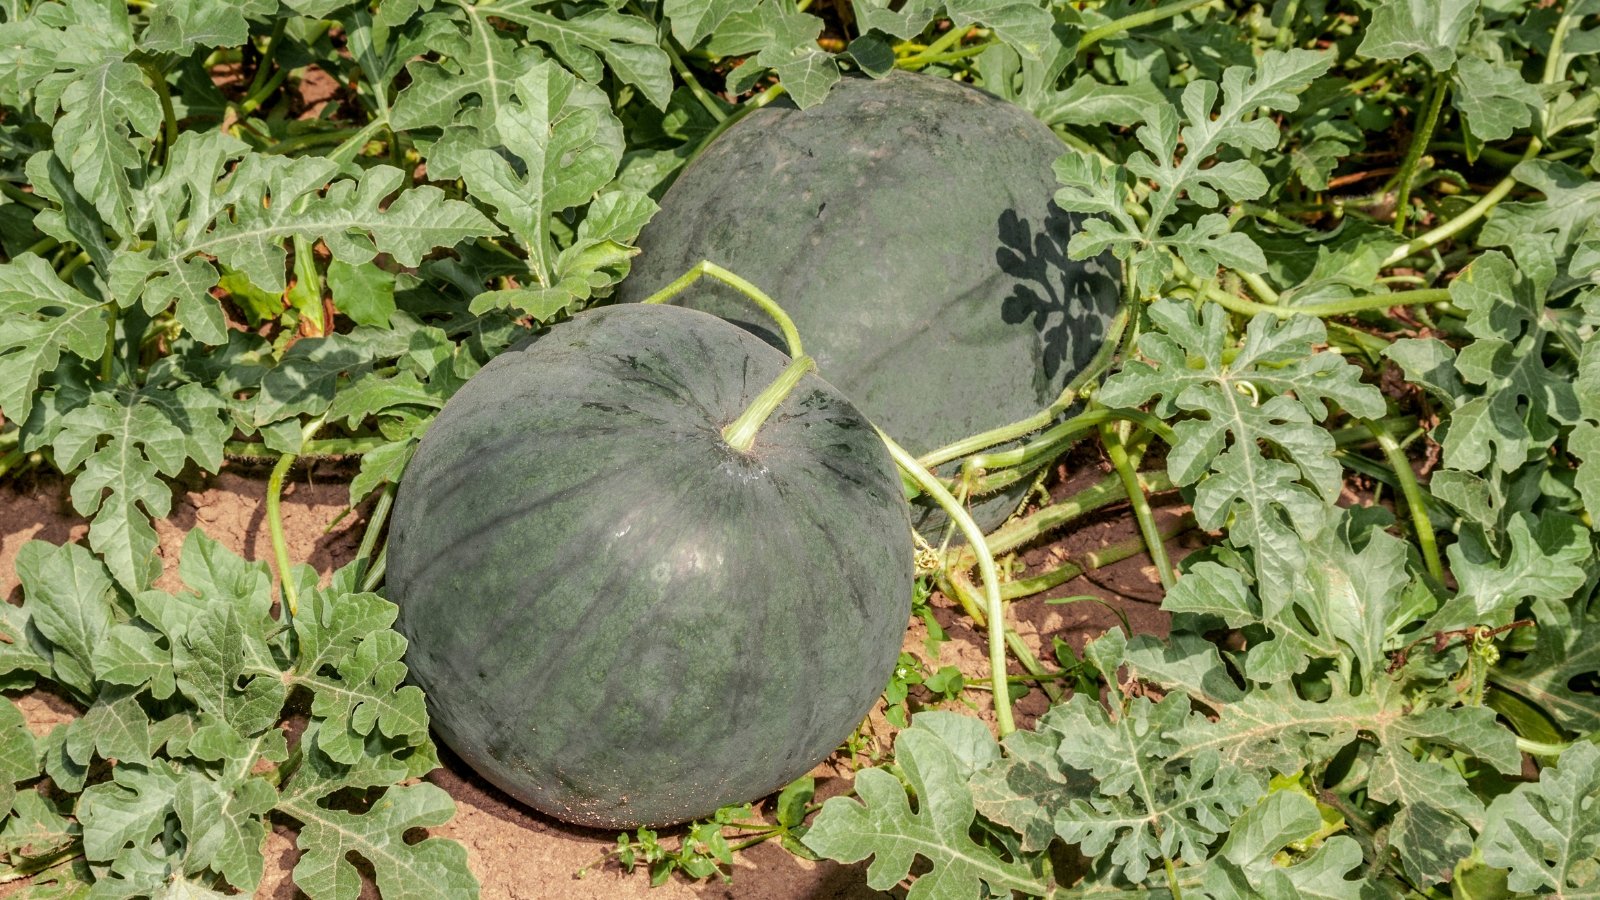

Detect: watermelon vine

[0,0,1596,897]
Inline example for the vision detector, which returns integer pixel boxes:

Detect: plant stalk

[723,356,817,452]
[918,305,1131,469]
[1362,419,1444,582]
[881,431,1015,736]
[268,418,324,617]
[1076,0,1213,55]
[1392,74,1449,235]
[353,481,396,588]
[1100,423,1176,591]
[642,260,805,358]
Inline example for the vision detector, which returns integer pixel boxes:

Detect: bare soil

[0,455,1185,899]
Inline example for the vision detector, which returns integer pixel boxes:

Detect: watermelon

[617,70,1121,533]
[387,303,914,828]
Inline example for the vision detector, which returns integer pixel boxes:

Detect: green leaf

[1493,583,1600,733]
[664,0,744,47]
[0,253,108,426]
[174,603,286,739]
[253,327,416,426]
[77,761,183,863]
[485,1,672,111]
[280,782,478,900]
[15,540,120,701]
[803,719,1048,899]
[1133,48,1334,231]
[1481,160,1600,258]
[172,767,278,893]
[327,259,397,329]
[1357,0,1478,71]
[1099,300,1383,552]
[51,384,229,592]
[140,0,273,55]
[1436,514,1590,629]
[0,701,38,818]
[1477,742,1600,895]
[25,1,161,238]
[448,60,651,320]
[1439,249,1580,473]
[389,6,538,133]
[111,131,495,344]
[1197,792,1365,898]
[1046,694,1263,883]
[1452,54,1541,142]
[290,588,429,765]
[0,789,78,868]
[66,688,159,767]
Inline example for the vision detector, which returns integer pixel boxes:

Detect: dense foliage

[0,0,1595,897]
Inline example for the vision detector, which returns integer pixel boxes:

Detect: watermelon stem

[878,429,1016,737]
[642,260,806,358]
[267,416,324,618]
[916,304,1132,469]
[1100,422,1177,592]
[723,356,817,453]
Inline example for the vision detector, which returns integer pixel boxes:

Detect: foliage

[0,530,467,897]
[0,0,1597,896]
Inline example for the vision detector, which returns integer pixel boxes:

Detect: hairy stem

[642,259,805,358]
[1001,514,1196,600]
[1076,0,1214,55]
[1101,424,1176,591]
[1392,74,1449,235]
[141,62,179,166]
[353,481,396,588]
[267,452,299,616]
[723,356,817,452]
[1362,419,1444,582]
[918,305,1131,469]
[881,431,1015,736]
[224,436,393,459]
[268,419,324,617]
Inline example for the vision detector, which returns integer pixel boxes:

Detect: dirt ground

[0,455,1187,899]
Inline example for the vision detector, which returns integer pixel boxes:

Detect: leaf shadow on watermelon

[996,203,1120,408]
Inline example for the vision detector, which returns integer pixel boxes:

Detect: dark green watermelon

[387,303,913,829]
[617,70,1122,534]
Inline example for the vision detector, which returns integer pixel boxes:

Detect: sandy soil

[0,454,1185,899]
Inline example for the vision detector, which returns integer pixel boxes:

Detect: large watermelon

[618,70,1121,533]
[387,303,914,828]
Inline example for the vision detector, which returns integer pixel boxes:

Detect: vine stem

[632,0,726,123]
[268,418,324,617]
[1100,424,1176,591]
[1381,3,1580,271]
[99,303,118,382]
[244,16,288,100]
[1075,0,1214,54]
[963,407,1175,479]
[897,39,996,70]
[1000,514,1195,600]
[1380,140,1540,268]
[918,304,1131,468]
[641,259,806,358]
[723,356,816,452]
[1392,74,1449,235]
[954,470,1175,567]
[880,431,1015,737]
[1363,419,1444,582]
[1188,262,1450,318]
[224,436,391,459]
[353,482,396,588]
[140,62,179,166]
[685,82,785,169]
[326,116,392,167]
